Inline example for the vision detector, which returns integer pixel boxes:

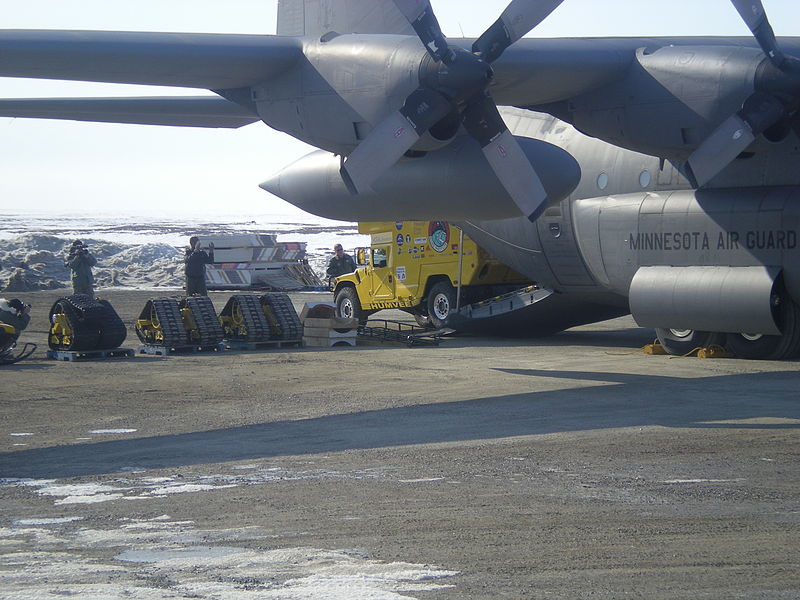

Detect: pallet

[47,348,135,362]
[138,343,225,356]
[223,339,304,351]
[303,336,356,348]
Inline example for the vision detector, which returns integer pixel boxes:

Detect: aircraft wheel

[725,295,800,360]
[427,281,456,329]
[654,328,723,356]
[335,286,367,325]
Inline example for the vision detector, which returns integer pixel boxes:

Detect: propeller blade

[340,88,452,194]
[473,0,566,63]
[731,0,785,67]
[462,94,550,221]
[391,0,450,62]
[686,91,784,187]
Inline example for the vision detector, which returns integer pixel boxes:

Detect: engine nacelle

[409,109,461,152]
[252,34,429,156]
[261,135,581,222]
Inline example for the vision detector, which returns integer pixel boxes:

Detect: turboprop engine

[260,135,581,222]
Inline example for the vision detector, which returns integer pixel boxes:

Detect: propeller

[340,0,565,222]
[686,0,800,187]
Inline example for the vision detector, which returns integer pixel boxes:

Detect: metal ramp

[448,285,627,337]
[358,319,442,347]
[455,286,553,320]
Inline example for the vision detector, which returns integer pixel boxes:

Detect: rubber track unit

[260,293,302,340]
[220,295,271,343]
[180,296,224,347]
[48,294,127,351]
[96,300,128,350]
[135,298,187,348]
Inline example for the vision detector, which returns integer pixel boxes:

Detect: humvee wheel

[335,286,366,325]
[427,281,456,329]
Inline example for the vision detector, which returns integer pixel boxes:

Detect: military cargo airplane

[1,0,799,359]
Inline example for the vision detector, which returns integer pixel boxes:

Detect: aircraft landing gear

[724,295,800,360]
[654,328,723,356]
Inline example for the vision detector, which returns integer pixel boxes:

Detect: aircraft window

[597,172,609,190]
[372,247,388,269]
[639,170,651,188]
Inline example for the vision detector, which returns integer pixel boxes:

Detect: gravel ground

[0,289,798,599]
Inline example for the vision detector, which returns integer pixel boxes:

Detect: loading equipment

[0,323,36,366]
[180,296,224,347]
[135,297,223,349]
[48,294,127,351]
[219,294,272,343]
[260,293,303,341]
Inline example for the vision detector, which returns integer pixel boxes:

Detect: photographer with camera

[184,236,215,296]
[0,298,35,365]
[0,298,31,336]
[65,240,97,298]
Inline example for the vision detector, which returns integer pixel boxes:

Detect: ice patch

[55,493,126,505]
[36,483,127,497]
[9,433,33,437]
[89,429,137,434]
[0,516,457,599]
[13,517,84,526]
[661,478,745,484]
[2,467,385,507]
[147,483,238,495]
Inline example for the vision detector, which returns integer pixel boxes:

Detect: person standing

[326,243,356,279]
[65,240,97,298]
[184,236,215,296]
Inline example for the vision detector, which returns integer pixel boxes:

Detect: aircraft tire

[654,328,723,356]
[335,286,367,325]
[724,295,800,360]
[427,281,456,330]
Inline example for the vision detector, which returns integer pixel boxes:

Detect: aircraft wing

[0,30,303,89]
[0,96,259,128]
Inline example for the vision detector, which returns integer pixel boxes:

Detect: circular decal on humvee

[428,221,450,253]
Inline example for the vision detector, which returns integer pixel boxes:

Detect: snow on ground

[0,515,458,599]
[0,210,368,291]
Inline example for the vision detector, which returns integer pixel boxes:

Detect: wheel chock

[642,343,667,355]
[697,345,734,359]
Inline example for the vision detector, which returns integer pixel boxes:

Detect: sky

[0,0,798,217]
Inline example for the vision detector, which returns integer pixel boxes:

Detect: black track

[260,293,302,340]
[48,295,127,351]
[136,298,186,348]
[220,295,271,343]
[181,296,224,347]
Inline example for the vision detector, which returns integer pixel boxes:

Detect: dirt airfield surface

[1,289,799,599]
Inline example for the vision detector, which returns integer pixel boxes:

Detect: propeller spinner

[341,0,565,222]
[686,0,800,187]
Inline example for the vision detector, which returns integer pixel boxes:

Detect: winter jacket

[65,251,97,288]
[326,253,356,277]
[184,247,215,277]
